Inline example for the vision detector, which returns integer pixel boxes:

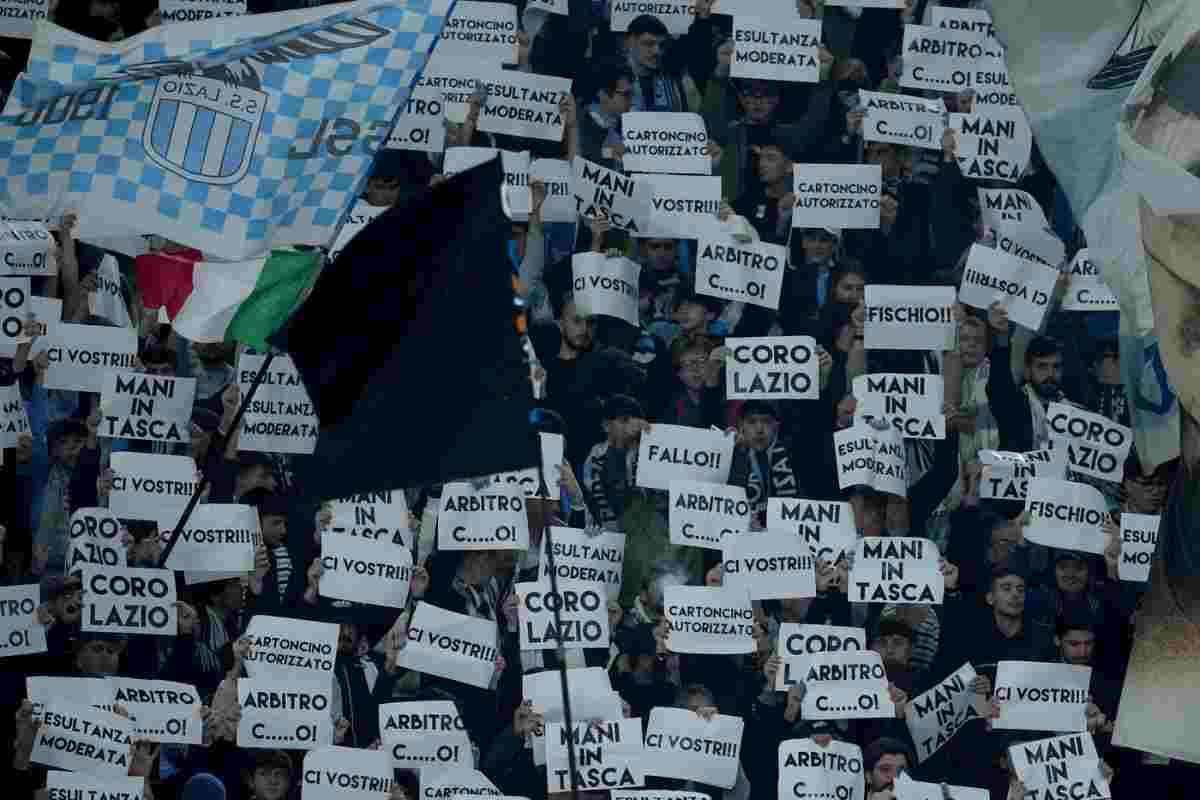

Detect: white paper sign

[320,532,413,608]
[490,431,566,499]
[159,0,246,24]
[863,285,957,351]
[664,585,755,655]
[89,254,133,329]
[45,775,145,800]
[477,71,571,142]
[32,702,132,775]
[382,700,473,770]
[833,425,907,496]
[243,615,338,682]
[775,624,867,690]
[695,234,786,310]
[637,424,735,491]
[438,481,530,551]
[894,773,989,800]
[329,201,387,263]
[434,1,518,64]
[622,113,709,175]
[302,746,395,800]
[849,537,944,604]
[0,383,31,448]
[328,489,410,548]
[386,86,449,155]
[959,243,1058,331]
[0,220,52,274]
[380,699,466,736]
[530,158,577,223]
[42,323,138,393]
[0,277,30,358]
[1119,513,1159,583]
[731,18,822,83]
[860,91,946,150]
[541,527,626,597]
[1009,733,1111,799]
[777,738,865,800]
[949,108,1033,182]
[161,504,258,573]
[1063,255,1120,312]
[27,676,114,720]
[726,336,818,400]
[1046,402,1133,483]
[398,602,500,689]
[978,188,1048,231]
[572,157,654,234]
[516,580,610,651]
[670,480,751,548]
[905,663,983,762]
[900,24,1003,92]
[81,566,177,637]
[767,498,857,564]
[0,584,47,658]
[108,451,197,529]
[993,661,1091,732]
[109,677,202,745]
[238,678,333,750]
[643,707,744,788]
[722,531,816,599]
[546,718,645,792]
[800,650,893,720]
[98,371,196,444]
[237,351,318,455]
[853,373,945,440]
[793,164,882,229]
[610,0,693,35]
[978,448,1067,501]
[571,252,641,325]
[641,174,723,239]
[1024,477,1110,555]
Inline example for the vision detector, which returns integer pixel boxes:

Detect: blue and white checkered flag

[0,0,454,260]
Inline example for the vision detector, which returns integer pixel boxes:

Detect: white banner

[622,113,709,175]
[993,661,1091,732]
[1008,733,1111,800]
[905,663,983,763]
[541,527,625,597]
[420,770,501,800]
[530,158,576,223]
[664,585,755,655]
[433,1,518,65]
[793,164,882,229]
[0,277,30,358]
[163,503,259,573]
[98,371,196,445]
[571,252,641,325]
[900,24,1004,93]
[386,86,448,155]
[949,108,1033,182]
[860,91,946,151]
[1119,513,1159,583]
[1024,477,1110,554]
[45,775,144,800]
[302,746,394,800]
[89,254,133,329]
[959,243,1058,331]
[726,336,818,400]
[238,678,333,750]
[109,452,197,529]
[238,351,318,455]
[853,373,945,440]
[572,157,654,234]
[0,382,31,448]
[978,448,1068,501]
[695,234,786,310]
[516,580,609,651]
[643,707,744,788]
[0,584,47,658]
[775,624,866,690]
[397,602,499,689]
[67,507,126,573]
[320,532,413,608]
[1047,402,1133,483]
[524,666,621,766]
[109,677,202,745]
[766,498,857,564]
[32,702,132,775]
[243,615,338,682]
[669,480,751,548]
[722,531,816,600]
[641,174,723,239]
[730,18,822,83]
[978,188,1048,231]
[800,650,893,720]
[42,323,138,393]
[609,0,693,34]
[777,738,865,800]
[833,425,907,496]
[849,536,944,604]
[863,285,957,351]
[329,489,410,547]
[477,71,571,142]
[159,0,246,24]
[81,566,177,637]
[438,481,530,551]
[27,676,113,719]
[1062,249,1119,311]
[0,220,52,275]
[636,424,736,491]
[329,201,387,263]
[546,718,645,793]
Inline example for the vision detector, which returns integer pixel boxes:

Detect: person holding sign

[727,401,801,521]
[31,415,103,581]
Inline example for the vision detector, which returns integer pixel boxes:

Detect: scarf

[629,54,683,112]
[1025,383,1055,448]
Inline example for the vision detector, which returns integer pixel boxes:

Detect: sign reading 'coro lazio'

[1046,402,1133,483]
[695,234,786,310]
[238,351,318,455]
[726,336,819,400]
[516,580,609,651]
[82,566,178,636]
[0,277,30,358]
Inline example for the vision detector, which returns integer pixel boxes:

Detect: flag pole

[156,351,278,569]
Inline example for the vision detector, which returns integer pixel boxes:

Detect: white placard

[730,18,822,83]
[726,336,818,400]
[516,580,610,651]
[89,254,133,329]
[669,480,751,548]
[800,650,893,720]
[905,663,983,762]
[571,252,641,325]
[383,706,473,770]
[23,295,61,354]
[1119,513,1159,583]
[108,451,198,529]
[302,746,395,800]
[643,707,744,788]
[636,424,735,491]
[238,678,333,750]
[610,0,693,35]
[860,90,946,150]
[237,351,318,455]
[722,531,816,599]
[994,225,1066,270]
[98,371,196,445]
[766,498,857,564]
[328,489,410,547]
[420,770,500,800]
[695,234,786,310]
[1008,733,1111,799]
[774,624,867,690]
[949,108,1033,182]
[477,71,572,142]
[444,148,532,220]
[320,532,413,608]
[438,481,530,551]
[433,1,518,65]
[641,174,723,240]
[0,277,30,358]
[0,220,52,274]
[42,323,138,393]
[67,507,126,573]
[81,566,177,637]
[109,677,202,745]
[380,699,466,736]
[243,615,338,682]
[329,201,387,263]
[833,425,907,496]
[959,243,1058,331]
[978,448,1068,501]
[853,373,945,440]
[546,718,645,792]
[572,157,654,234]
[397,602,500,689]
[900,24,1003,92]
[928,5,995,38]
[0,382,30,448]
[413,55,481,124]
[45,775,144,800]
[540,527,626,597]
[849,537,944,604]
[993,661,1091,732]
[792,164,882,229]
[777,738,865,800]
[894,773,989,800]
[159,0,246,24]
[1046,402,1133,483]
[1024,477,1110,555]
[386,86,449,155]
[530,158,576,223]
[490,431,566,499]
[664,585,755,655]
[622,113,709,175]
[0,584,47,658]
[163,503,258,574]
[863,285,957,351]
[978,188,1048,231]
[32,702,132,775]
[27,676,113,719]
